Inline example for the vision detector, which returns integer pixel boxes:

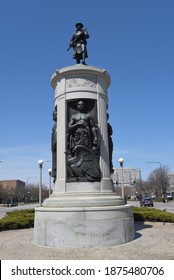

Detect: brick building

[0,180,25,204]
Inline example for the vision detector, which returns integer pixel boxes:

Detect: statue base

[33,65,135,248]
[34,193,134,248]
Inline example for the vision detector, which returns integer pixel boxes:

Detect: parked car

[10,202,18,207]
[166,194,173,200]
[140,196,154,207]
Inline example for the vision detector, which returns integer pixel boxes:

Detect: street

[127,199,174,213]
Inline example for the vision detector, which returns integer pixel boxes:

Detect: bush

[0,209,35,231]
[133,207,174,223]
[0,207,174,232]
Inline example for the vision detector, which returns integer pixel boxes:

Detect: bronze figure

[107,113,114,174]
[51,106,57,183]
[68,23,89,65]
[68,100,98,150]
[66,100,101,182]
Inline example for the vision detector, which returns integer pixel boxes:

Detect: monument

[34,23,134,248]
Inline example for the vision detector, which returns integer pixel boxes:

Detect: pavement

[0,222,174,260]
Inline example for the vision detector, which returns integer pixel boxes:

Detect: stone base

[34,203,134,248]
[42,192,124,207]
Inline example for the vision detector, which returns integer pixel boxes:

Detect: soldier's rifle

[67,28,87,51]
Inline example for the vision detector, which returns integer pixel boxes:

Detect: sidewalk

[0,222,174,260]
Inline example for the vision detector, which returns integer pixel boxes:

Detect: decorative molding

[66,77,96,88]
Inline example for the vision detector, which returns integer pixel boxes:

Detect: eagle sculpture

[67,145,101,182]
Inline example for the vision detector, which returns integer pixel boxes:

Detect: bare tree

[26,183,49,203]
[0,184,4,203]
[134,180,148,196]
[146,166,170,198]
[123,186,132,198]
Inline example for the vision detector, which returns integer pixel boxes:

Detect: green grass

[0,207,174,231]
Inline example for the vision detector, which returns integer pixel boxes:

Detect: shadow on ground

[134,222,153,239]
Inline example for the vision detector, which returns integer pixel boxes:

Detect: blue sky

[0,0,174,186]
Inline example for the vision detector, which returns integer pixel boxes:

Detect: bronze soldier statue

[68,23,89,65]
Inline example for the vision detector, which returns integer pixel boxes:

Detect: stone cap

[51,64,111,89]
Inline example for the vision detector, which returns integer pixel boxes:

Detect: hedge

[0,207,174,231]
[133,207,174,223]
[0,209,35,231]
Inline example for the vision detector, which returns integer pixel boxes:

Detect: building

[0,180,25,204]
[111,167,142,188]
[168,173,174,195]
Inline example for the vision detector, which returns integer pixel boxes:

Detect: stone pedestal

[34,65,134,248]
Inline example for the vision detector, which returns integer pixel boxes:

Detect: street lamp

[38,159,44,207]
[118,157,124,201]
[146,161,165,199]
[48,168,52,197]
